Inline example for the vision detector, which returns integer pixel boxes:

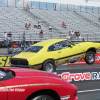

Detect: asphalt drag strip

[56,64,100,100]
[56,64,100,91]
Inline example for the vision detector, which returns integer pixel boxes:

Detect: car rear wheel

[43,60,56,72]
[85,51,95,64]
[31,95,54,100]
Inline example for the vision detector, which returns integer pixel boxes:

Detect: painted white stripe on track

[78,89,100,93]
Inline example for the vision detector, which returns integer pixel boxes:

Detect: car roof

[32,39,67,46]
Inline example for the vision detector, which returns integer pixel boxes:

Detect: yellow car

[10,39,100,72]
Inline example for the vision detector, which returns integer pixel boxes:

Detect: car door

[47,44,59,59]
[0,82,7,100]
[54,40,82,60]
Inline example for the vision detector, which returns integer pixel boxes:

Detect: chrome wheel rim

[88,54,94,63]
[45,63,53,72]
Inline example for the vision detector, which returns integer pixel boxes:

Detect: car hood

[1,68,76,90]
[11,52,37,60]
[3,67,60,79]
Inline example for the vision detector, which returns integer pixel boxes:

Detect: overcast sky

[0,0,100,7]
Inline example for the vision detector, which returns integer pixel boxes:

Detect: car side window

[54,40,73,50]
[54,42,62,50]
[61,40,73,48]
[48,40,73,51]
[48,44,55,51]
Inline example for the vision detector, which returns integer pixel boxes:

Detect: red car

[0,67,78,100]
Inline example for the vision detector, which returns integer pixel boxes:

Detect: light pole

[23,0,24,8]
[86,0,88,13]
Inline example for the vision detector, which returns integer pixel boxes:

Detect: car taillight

[24,61,28,65]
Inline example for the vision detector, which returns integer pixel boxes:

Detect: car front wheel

[85,51,95,64]
[43,60,56,73]
[31,95,54,100]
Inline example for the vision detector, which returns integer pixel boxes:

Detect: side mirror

[71,45,73,48]
[68,45,73,48]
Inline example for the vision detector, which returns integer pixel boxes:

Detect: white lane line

[78,89,100,93]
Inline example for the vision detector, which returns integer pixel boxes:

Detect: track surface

[56,64,100,100]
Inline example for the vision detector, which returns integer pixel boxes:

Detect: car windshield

[23,46,43,53]
[0,69,15,81]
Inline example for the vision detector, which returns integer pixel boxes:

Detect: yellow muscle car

[10,39,100,72]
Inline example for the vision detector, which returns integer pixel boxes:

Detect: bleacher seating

[0,7,100,42]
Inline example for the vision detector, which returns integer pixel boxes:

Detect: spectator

[69,30,76,37]
[26,4,30,10]
[69,31,71,36]
[7,32,13,42]
[23,32,26,42]
[62,21,67,29]
[3,32,7,41]
[28,23,31,29]
[75,31,78,36]
[37,21,41,29]
[75,31,80,37]
[82,38,84,42]
[49,25,52,32]
[99,17,100,21]
[39,30,44,38]
[70,31,74,37]
[25,23,28,30]
[77,31,80,37]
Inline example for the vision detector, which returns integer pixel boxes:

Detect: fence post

[95,33,96,42]
[7,0,8,7]
[80,5,81,12]
[92,6,93,13]
[19,33,20,42]
[15,0,16,8]
[23,0,24,9]
[73,5,75,12]
[46,2,47,10]
[60,3,61,11]
[87,34,88,42]
[30,33,31,42]
[51,33,52,39]
[86,6,87,13]
[60,33,61,38]
[67,4,68,11]
[31,1,32,9]
[39,2,40,10]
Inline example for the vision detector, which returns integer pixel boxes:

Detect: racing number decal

[0,56,11,67]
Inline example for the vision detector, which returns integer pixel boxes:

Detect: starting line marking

[78,89,100,93]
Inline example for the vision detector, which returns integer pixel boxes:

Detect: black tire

[31,95,54,100]
[43,60,56,72]
[85,51,95,64]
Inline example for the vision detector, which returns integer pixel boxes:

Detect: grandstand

[0,6,100,43]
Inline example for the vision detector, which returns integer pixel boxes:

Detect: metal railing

[0,0,100,14]
[1,33,100,43]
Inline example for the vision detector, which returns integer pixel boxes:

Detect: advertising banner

[68,53,100,65]
[56,68,100,83]
[0,56,12,67]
